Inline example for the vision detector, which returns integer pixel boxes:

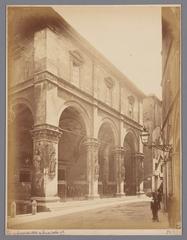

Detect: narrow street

[8,197,169,230]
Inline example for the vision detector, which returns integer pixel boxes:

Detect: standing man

[150,192,160,222]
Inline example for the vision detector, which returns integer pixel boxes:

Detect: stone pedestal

[114,147,125,197]
[31,124,61,206]
[83,138,100,199]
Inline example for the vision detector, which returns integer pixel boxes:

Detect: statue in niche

[49,150,56,176]
[33,149,42,173]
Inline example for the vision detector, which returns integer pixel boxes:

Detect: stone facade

[143,95,162,193]
[7,7,145,209]
[162,7,181,228]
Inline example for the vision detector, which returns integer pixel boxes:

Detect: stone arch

[124,128,139,152]
[8,102,34,203]
[58,101,91,199]
[96,117,119,146]
[123,129,139,196]
[97,118,118,196]
[9,97,34,121]
[57,100,91,137]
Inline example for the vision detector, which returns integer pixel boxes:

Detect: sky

[53,5,162,99]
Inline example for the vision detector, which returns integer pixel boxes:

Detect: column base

[115,193,126,197]
[85,194,100,200]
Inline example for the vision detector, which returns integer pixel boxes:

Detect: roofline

[9,6,146,99]
[52,8,145,99]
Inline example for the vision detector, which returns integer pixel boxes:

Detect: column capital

[82,137,99,148]
[31,124,62,142]
[113,146,125,156]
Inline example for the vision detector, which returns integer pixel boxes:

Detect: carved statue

[49,150,56,175]
[33,149,42,173]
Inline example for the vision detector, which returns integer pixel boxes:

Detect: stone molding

[31,124,62,142]
[34,71,58,85]
[81,137,99,149]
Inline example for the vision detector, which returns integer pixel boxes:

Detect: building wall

[162,7,181,228]
[143,96,162,192]
[8,7,145,205]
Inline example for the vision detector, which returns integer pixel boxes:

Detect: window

[72,62,80,86]
[104,77,114,106]
[69,50,83,87]
[128,95,135,119]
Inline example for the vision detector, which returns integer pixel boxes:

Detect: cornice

[9,71,143,131]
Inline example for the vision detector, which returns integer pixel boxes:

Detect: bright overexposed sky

[53,5,162,99]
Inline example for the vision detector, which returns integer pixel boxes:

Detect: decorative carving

[69,50,84,66]
[105,77,114,89]
[48,149,57,177]
[33,148,42,173]
[32,173,44,196]
[31,124,62,143]
[34,71,58,85]
[128,95,135,104]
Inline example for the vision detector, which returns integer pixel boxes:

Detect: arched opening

[123,132,137,196]
[58,106,87,199]
[98,122,116,197]
[8,103,34,212]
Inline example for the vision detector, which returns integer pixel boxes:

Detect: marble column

[114,147,125,197]
[83,138,100,199]
[30,124,61,203]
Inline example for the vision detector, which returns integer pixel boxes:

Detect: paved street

[8,197,169,230]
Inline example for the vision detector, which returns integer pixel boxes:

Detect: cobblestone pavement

[8,199,169,230]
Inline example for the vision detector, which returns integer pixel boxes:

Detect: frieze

[33,142,57,179]
[31,124,62,142]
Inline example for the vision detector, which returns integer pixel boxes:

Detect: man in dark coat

[150,192,160,222]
